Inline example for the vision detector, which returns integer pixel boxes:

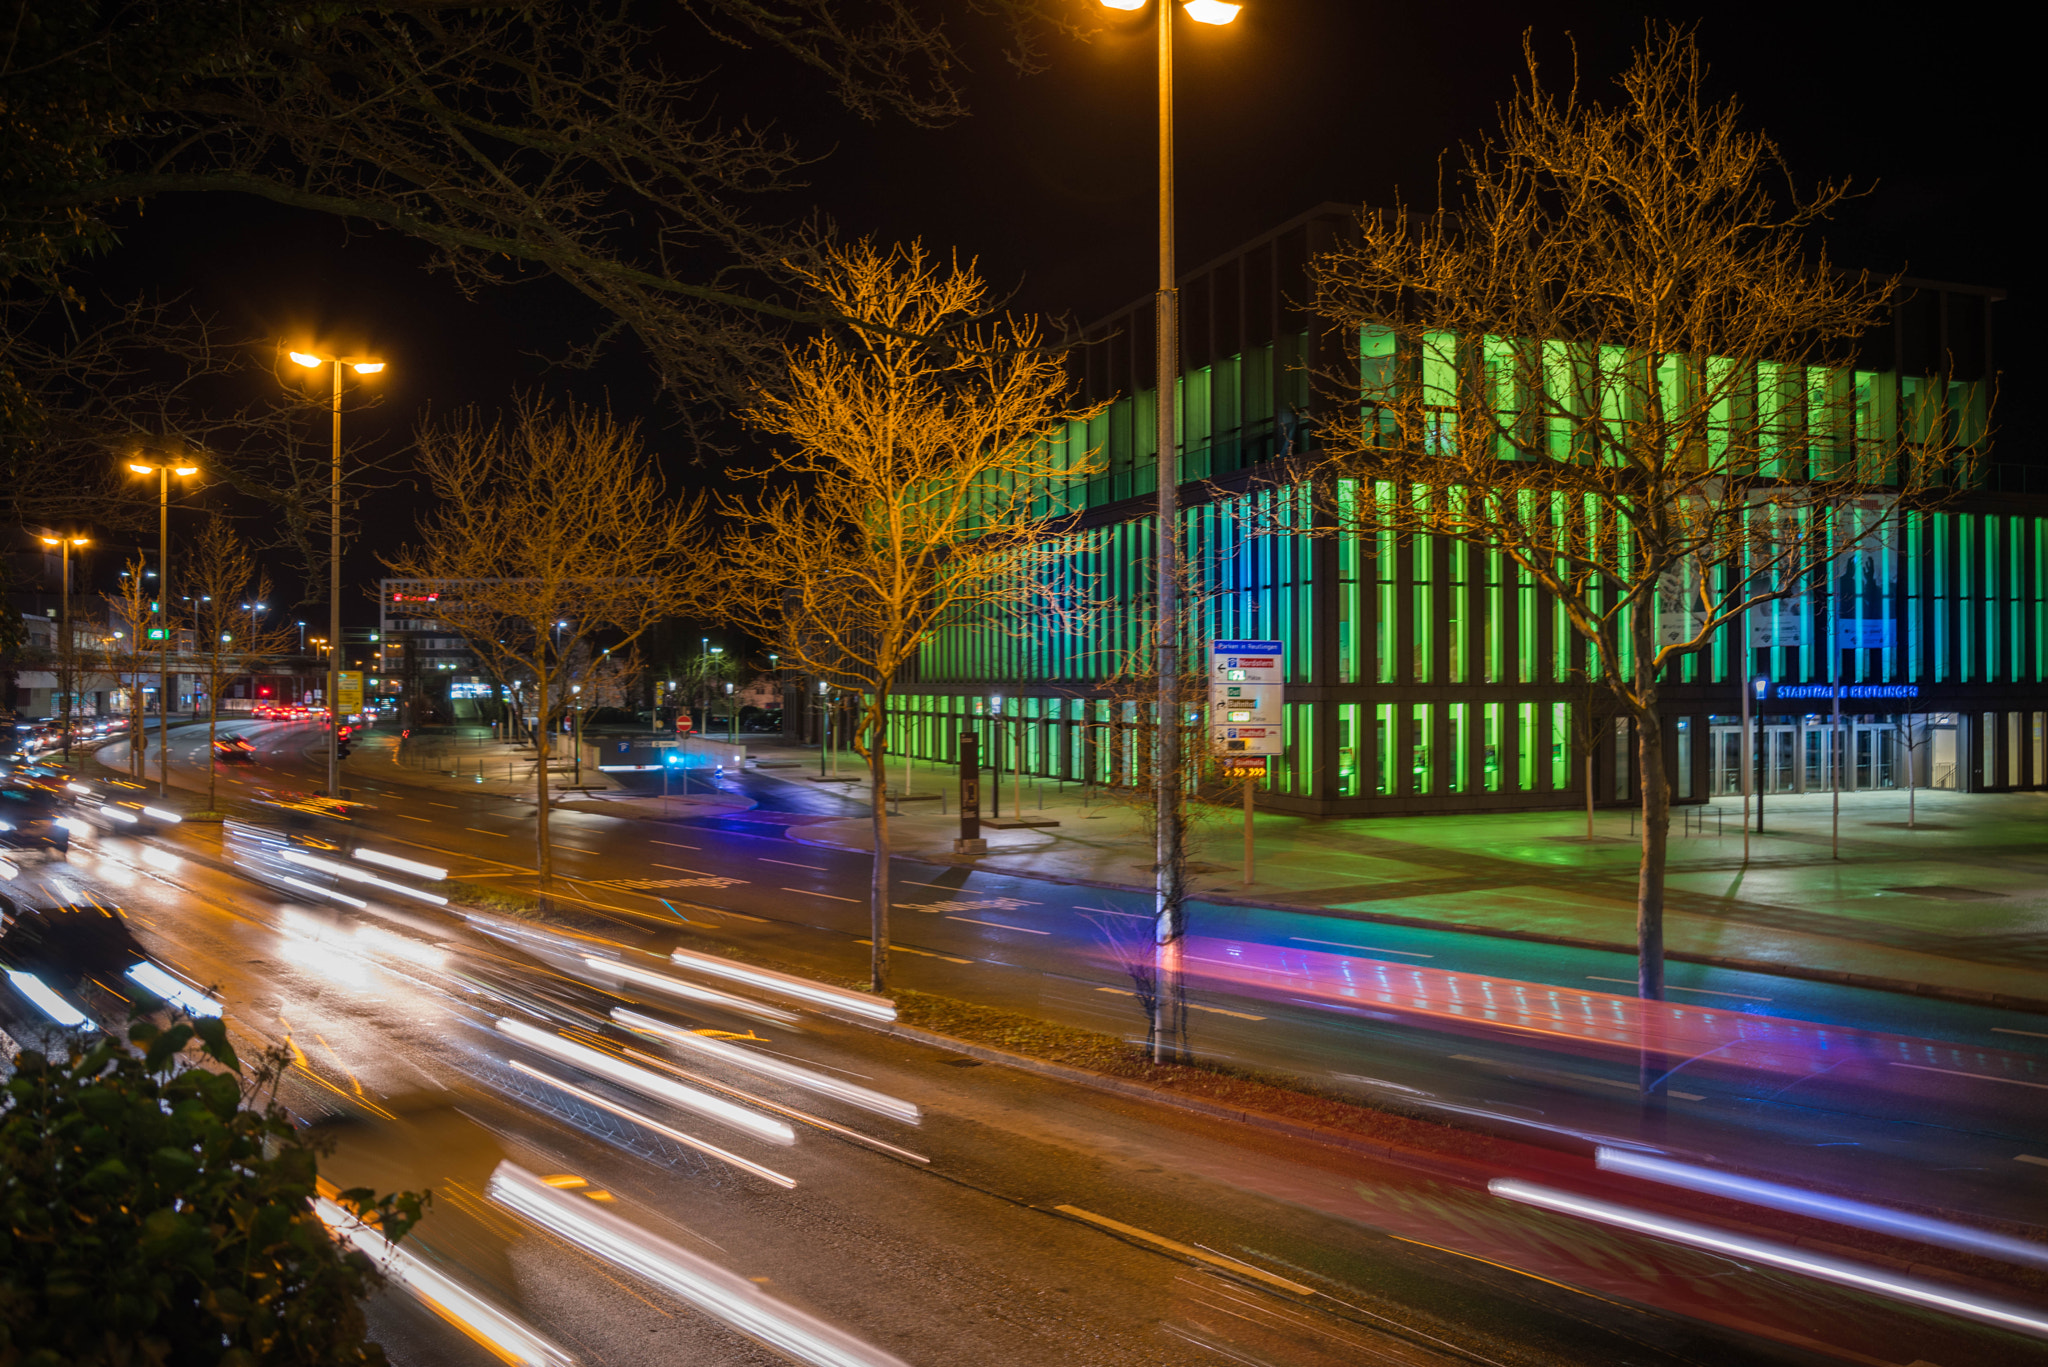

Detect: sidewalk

[351,727,757,822]
[780,768,2048,1010]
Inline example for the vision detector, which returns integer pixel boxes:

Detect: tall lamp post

[128,461,199,797]
[39,534,89,761]
[1100,0,1241,1061]
[287,348,387,796]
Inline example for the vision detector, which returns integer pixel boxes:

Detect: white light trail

[126,961,223,1017]
[1490,1179,2048,1340]
[1596,1148,2048,1271]
[266,870,368,908]
[354,924,449,970]
[282,848,448,905]
[353,846,447,881]
[508,1062,797,1188]
[584,956,798,1025]
[102,807,140,824]
[314,1195,575,1366]
[141,806,181,823]
[7,970,92,1028]
[493,1018,794,1146]
[615,1009,919,1125]
[487,1164,909,1367]
[668,947,895,1022]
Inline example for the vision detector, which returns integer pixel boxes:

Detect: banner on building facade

[1833,496,1900,650]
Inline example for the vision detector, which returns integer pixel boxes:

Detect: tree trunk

[533,667,553,884]
[867,696,891,994]
[1633,626,1668,1005]
[1584,749,1595,838]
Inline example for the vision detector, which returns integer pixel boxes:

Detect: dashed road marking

[1054,1206,1313,1294]
[1586,975,1768,1002]
[785,887,860,903]
[762,858,829,872]
[651,840,699,850]
[466,828,509,838]
[1892,1062,2048,1091]
[859,939,970,964]
[1290,936,1433,959]
[1994,1027,2048,1041]
[2018,1155,2048,1168]
[946,915,1050,935]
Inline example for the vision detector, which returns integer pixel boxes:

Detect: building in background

[878,206,2044,816]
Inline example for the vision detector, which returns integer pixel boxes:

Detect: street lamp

[1099,0,1240,1061]
[287,346,387,795]
[128,460,199,796]
[38,534,89,761]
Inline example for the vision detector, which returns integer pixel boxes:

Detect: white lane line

[902,879,1041,903]
[1290,936,1433,958]
[1095,987,1263,1021]
[762,858,828,872]
[2018,1155,2048,1168]
[1993,1027,2048,1041]
[946,915,1051,935]
[1077,906,1150,920]
[651,840,699,850]
[783,887,859,903]
[1892,1062,2048,1091]
[652,863,734,878]
[1587,975,1769,1002]
[1450,1054,1703,1102]
[859,938,971,964]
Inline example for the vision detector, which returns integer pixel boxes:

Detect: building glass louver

[880,207,2045,814]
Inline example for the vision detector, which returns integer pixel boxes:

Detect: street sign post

[955,731,984,854]
[1210,641,1283,887]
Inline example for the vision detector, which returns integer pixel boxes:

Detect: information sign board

[1209,640,1284,756]
[336,671,364,713]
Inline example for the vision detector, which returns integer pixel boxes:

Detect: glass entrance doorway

[1709,717,1903,796]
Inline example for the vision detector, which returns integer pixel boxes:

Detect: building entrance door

[1761,725,1798,794]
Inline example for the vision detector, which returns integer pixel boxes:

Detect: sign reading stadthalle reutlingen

[1210,640,1283,756]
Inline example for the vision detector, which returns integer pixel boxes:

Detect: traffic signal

[335,726,354,760]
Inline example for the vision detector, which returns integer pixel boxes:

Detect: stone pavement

[779,759,2048,1009]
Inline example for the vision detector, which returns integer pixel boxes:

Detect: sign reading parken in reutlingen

[1211,640,1284,755]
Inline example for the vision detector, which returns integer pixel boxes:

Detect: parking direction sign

[1211,640,1282,684]
[1210,641,1284,755]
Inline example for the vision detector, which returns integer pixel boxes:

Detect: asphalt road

[22,719,2043,1365]
[178,721,2048,1226]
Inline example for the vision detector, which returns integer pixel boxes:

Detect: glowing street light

[128,459,200,795]
[39,534,89,761]
[1096,0,1242,1063]
[285,346,387,795]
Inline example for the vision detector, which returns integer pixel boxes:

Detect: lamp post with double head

[287,348,386,796]
[39,535,90,761]
[127,461,199,796]
[1099,0,1240,1061]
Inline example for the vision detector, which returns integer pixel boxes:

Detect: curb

[784,830,2048,1016]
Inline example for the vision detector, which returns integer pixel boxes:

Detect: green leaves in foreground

[0,1017,423,1365]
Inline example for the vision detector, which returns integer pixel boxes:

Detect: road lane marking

[1389,1235,1635,1310]
[466,828,510,838]
[1289,936,1433,959]
[397,814,432,823]
[2019,1155,2048,1168]
[651,840,699,850]
[945,915,1050,935]
[761,858,828,871]
[1892,1062,2048,1091]
[651,863,739,880]
[1450,1054,1702,1102]
[429,802,458,809]
[1093,987,1263,1020]
[858,939,970,964]
[1586,975,1769,1002]
[1076,906,1149,919]
[1994,1027,2048,1040]
[902,879,1042,902]
[1054,1206,1313,1295]
[784,887,859,903]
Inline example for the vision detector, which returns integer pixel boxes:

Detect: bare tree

[718,240,1100,992]
[1566,669,1626,840]
[383,399,701,882]
[187,518,298,812]
[1310,28,1976,1004]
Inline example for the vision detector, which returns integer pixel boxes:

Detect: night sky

[69,1,2031,635]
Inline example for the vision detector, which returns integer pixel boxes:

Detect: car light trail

[615,1009,919,1125]
[354,923,450,971]
[262,868,369,908]
[493,1018,795,1146]
[282,848,449,905]
[126,961,224,1017]
[487,1163,909,1367]
[353,846,447,880]
[1489,1179,2048,1340]
[668,947,895,1022]
[583,955,799,1025]
[6,970,92,1028]
[140,806,181,823]
[314,1194,575,1366]
[620,1047,930,1165]
[1594,1148,2048,1270]
[508,1061,797,1188]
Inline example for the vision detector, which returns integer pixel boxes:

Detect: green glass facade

[877,208,2047,814]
